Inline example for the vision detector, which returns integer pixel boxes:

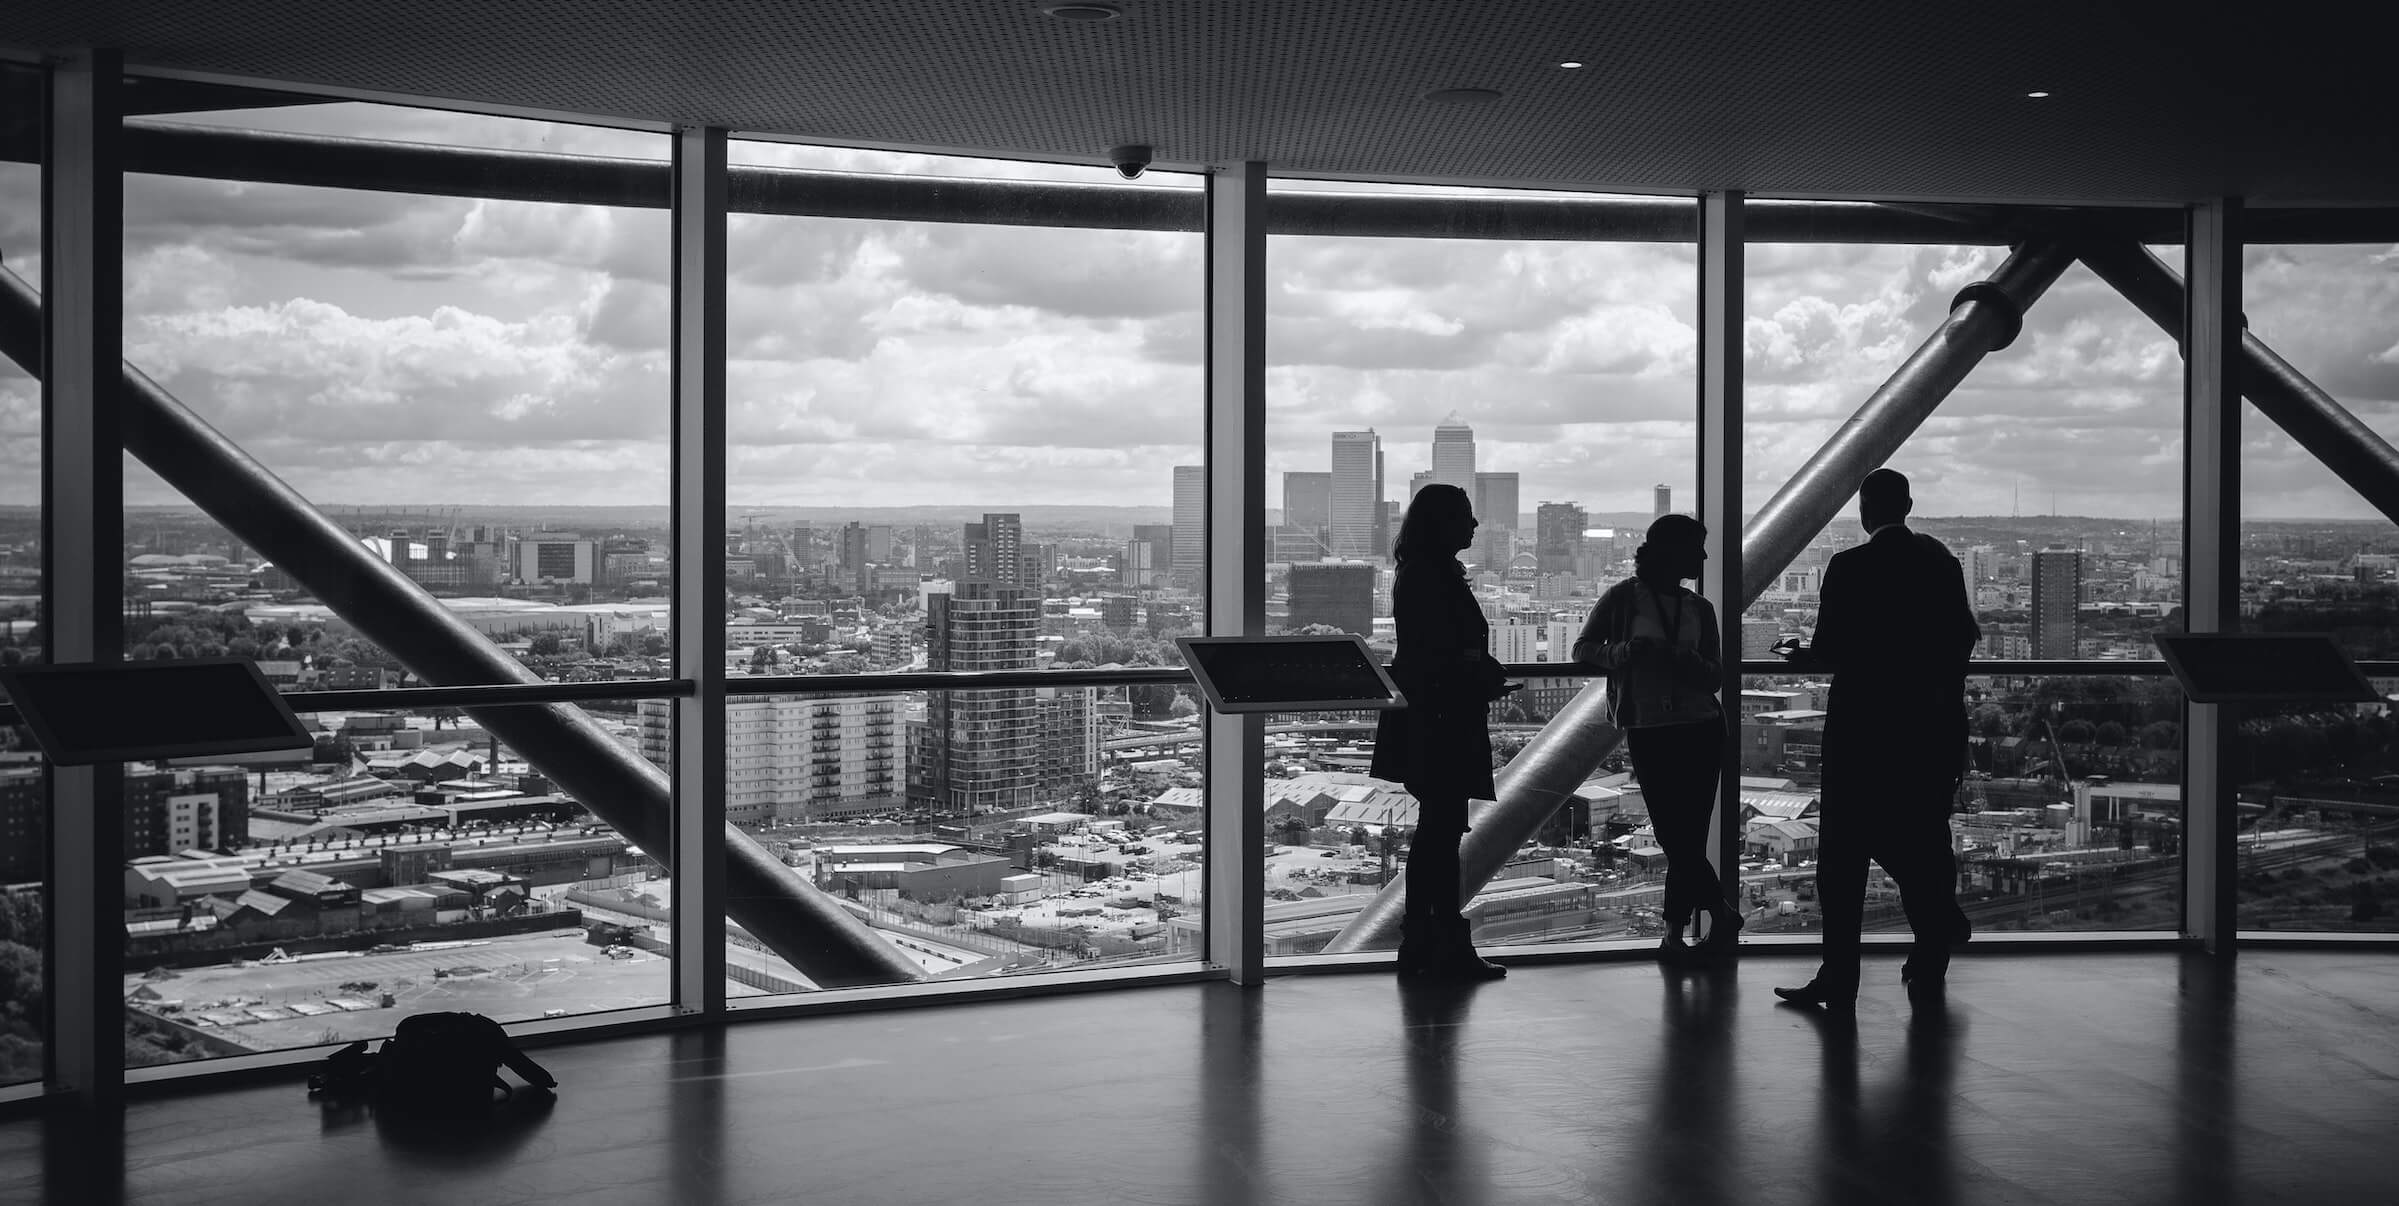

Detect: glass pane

[1267,189,1699,654]
[1259,186,1696,954]
[1250,681,1617,959]
[1741,237,2185,661]
[1731,670,2183,938]
[119,84,672,689]
[123,701,669,1068]
[2236,241,2399,932]
[722,139,1204,690]
[1254,707,1410,955]
[711,682,1203,997]
[0,59,44,1087]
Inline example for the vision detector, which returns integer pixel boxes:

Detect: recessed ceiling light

[2026,90,2051,98]
[1559,61,1584,69]
[1423,87,1504,104]
[1041,3,1121,20]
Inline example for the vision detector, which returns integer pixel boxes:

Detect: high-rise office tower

[1281,470,1333,562]
[1282,471,1331,532]
[1287,562,1376,636]
[963,513,1024,587]
[1490,623,1541,665]
[1431,413,1476,495]
[1472,525,1513,571]
[1374,449,1390,555]
[1125,523,1174,586]
[1653,484,1672,517]
[644,693,907,824]
[916,581,1041,814]
[1536,501,1587,574]
[1474,472,1519,530]
[841,522,871,571]
[1408,469,1434,499]
[2031,548,2083,659]
[1172,465,1206,585]
[1330,431,1382,559]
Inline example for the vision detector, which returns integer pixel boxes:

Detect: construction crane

[2040,716,2182,853]
[738,511,777,554]
[2037,719,2074,806]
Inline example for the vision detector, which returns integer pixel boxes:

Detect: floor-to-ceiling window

[112,81,676,1065]
[715,138,1206,993]
[1739,220,2188,938]
[0,59,47,1087]
[1260,182,1699,955]
[2236,240,2399,933]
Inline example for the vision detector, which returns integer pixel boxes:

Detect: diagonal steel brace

[2077,240,2399,525]
[0,268,926,988]
[1325,239,2077,952]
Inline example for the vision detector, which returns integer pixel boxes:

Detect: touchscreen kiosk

[2152,633,2382,704]
[1175,635,1405,715]
[0,657,315,766]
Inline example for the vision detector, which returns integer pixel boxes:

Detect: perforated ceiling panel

[3,1,2391,203]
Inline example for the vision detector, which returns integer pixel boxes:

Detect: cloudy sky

[0,99,2394,522]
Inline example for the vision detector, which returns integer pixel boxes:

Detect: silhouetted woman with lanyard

[1574,513,1740,961]
[1372,483,1514,981]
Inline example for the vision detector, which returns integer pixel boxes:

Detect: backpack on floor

[308,1010,557,1114]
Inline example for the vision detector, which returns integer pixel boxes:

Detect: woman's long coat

[1370,556,1498,810]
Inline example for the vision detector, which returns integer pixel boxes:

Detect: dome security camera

[1108,144,1153,180]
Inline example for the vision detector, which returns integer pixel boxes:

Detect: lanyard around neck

[1643,581,1685,642]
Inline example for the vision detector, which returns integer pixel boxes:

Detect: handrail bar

[17,659,2385,728]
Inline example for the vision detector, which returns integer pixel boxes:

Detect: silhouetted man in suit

[1776,468,1979,1010]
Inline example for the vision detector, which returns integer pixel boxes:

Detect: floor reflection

[310,1074,559,1172]
[2172,952,2237,1206]
[1632,960,1741,1206]
[18,953,2387,1206]
[1374,978,1487,1205]
[1195,983,1266,1204]
[667,1028,728,1205]
[43,1099,124,1206]
[1802,999,1962,1206]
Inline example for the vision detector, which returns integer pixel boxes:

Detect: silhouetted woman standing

[1574,513,1740,960]
[1372,483,1512,981]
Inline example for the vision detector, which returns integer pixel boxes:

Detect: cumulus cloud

[6,106,2397,519]
[123,290,668,465]
[895,224,1200,319]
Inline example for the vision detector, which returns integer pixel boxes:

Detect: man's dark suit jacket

[1809,524,1982,786]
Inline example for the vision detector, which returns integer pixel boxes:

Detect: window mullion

[670,125,728,1013]
[1202,164,1267,984]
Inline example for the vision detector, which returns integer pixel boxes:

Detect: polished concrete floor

[4,950,2395,1205]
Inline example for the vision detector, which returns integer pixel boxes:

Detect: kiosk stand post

[2,655,317,1125]
[1179,635,1409,981]
[1205,711,1264,982]
[2156,629,2378,950]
